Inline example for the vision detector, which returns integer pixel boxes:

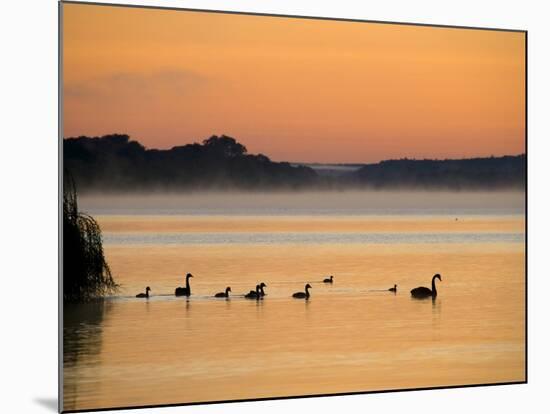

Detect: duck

[293,283,312,299]
[410,274,442,299]
[323,275,334,283]
[136,286,151,298]
[215,287,231,298]
[175,273,193,297]
[245,285,262,300]
[388,284,397,293]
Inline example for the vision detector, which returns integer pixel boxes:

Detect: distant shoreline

[64,134,526,192]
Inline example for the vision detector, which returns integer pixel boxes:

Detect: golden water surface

[63,214,525,411]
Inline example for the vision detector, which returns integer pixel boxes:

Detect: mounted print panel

[60,1,526,412]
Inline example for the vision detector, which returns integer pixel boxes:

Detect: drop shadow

[34,397,58,412]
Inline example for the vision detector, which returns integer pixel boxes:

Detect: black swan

[388,284,397,293]
[175,273,193,297]
[248,282,267,297]
[323,275,334,283]
[293,283,312,299]
[215,287,231,298]
[136,286,151,298]
[245,285,262,300]
[410,274,441,298]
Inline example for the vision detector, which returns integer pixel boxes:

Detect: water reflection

[63,300,112,411]
[430,298,443,340]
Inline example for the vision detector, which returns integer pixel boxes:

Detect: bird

[136,286,151,298]
[323,275,334,283]
[175,273,194,297]
[388,284,397,293]
[293,283,312,299]
[259,282,267,297]
[215,287,231,298]
[410,274,442,298]
[245,285,262,300]
[248,282,267,297]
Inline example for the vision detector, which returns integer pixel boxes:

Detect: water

[63,193,525,411]
[103,231,523,245]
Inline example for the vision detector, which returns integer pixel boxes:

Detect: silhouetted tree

[63,172,118,301]
[202,135,247,158]
[63,134,317,191]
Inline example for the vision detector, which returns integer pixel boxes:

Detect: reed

[63,172,118,301]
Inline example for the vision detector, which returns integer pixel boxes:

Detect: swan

[323,275,334,283]
[136,286,151,298]
[215,287,231,298]
[410,274,441,298]
[293,283,312,299]
[248,282,267,297]
[175,273,193,297]
[388,284,397,292]
[245,285,262,300]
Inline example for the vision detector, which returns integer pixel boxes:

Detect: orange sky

[62,3,525,163]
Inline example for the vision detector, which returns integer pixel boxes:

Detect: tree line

[64,134,525,191]
[353,155,526,190]
[64,134,317,192]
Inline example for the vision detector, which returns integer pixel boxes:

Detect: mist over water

[80,190,525,216]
